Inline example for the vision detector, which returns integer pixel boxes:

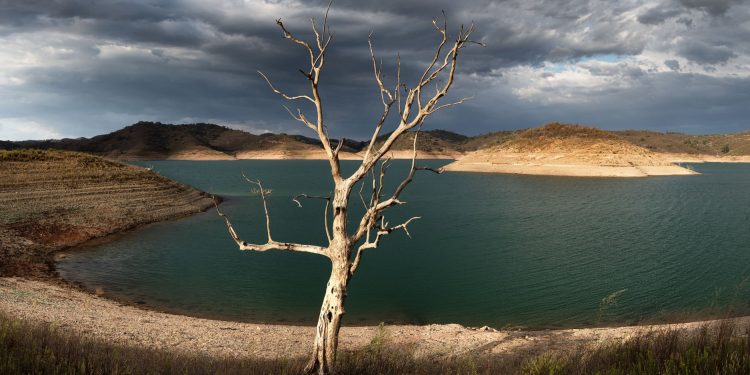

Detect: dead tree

[216,6,479,375]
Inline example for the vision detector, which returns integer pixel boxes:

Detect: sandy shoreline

[125,151,748,179]
[123,149,459,161]
[3,277,749,361]
[442,162,698,177]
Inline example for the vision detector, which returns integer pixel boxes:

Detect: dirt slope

[0,149,214,278]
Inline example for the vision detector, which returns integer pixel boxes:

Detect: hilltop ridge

[2,121,749,168]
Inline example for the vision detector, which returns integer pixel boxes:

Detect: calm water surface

[58,161,750,328]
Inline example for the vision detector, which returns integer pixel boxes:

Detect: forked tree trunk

[304,256,350,374]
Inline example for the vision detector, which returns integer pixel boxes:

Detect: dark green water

[57,161,750,328]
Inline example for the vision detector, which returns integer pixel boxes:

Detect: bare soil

[0,149,214,278]
[2,277,747,361]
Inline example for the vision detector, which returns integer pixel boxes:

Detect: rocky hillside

[0,149,214,278]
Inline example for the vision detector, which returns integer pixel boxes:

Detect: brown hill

[373,130,470,158]
[618,130,750,157]
[2,121,748,161]
[443,123,697,177]
[10,122,337,160]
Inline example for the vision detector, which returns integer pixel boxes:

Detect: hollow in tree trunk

[304,258,350,375]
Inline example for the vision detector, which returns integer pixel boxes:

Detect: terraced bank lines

[0,149,214,278]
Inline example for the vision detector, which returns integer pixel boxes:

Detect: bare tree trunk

[216,8,478,374]
[304,255,350,374]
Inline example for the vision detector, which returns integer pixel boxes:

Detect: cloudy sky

[0,0,748,141]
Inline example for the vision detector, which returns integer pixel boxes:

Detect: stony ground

[0,149,214,278]
[2,277,747,361]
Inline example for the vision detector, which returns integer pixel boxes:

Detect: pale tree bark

[215,5,480,374]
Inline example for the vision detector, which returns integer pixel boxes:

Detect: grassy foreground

[2,312,750,374]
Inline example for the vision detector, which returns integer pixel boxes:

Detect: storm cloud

[0,0,747,140]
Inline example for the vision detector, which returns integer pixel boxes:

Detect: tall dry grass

[2,311,750,374]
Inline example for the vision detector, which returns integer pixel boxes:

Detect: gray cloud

[0,0,748,141]
[664,59,681,71]
[678,0,739,16]
[637,6,684,25]
[677,40,737,65]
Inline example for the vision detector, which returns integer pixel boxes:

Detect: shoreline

[3,277,750,361]
[118,152,750,163]
[118,152,749,179]
[442,162,698,177]
[118,150,459,161]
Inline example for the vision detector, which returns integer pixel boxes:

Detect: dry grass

[2,311,750,375]
[524,320,750,375]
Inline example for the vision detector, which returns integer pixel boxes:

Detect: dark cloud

[637,6,684,25]
[0,0,748,141]
[664,59,681,71]
[678,0,739,16]
[676,40,737,65]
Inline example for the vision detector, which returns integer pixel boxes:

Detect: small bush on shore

[2,312,750,374]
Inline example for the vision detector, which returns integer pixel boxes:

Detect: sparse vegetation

[518,122,618,140]
[523,321,750,375]
[2,312,750,375]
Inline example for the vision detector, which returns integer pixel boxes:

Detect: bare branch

[333,137,345,156]
[258,71,315,103]
[427,95,474,114]
[349,216,421,275]
[361,34,397,162]
[281,105,317,131]
[276,19,315,68]
[346,19,480,188]
[241,172,273,242]
[213,195,327,257]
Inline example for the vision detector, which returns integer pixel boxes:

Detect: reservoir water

[57,160,750,328]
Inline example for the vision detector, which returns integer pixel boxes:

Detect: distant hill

[374,129,469,157]
[443,123,698,177]
[618,130,750,156]
[456,123,677,166]
[1,121,748,161]
[8,122,339,160]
